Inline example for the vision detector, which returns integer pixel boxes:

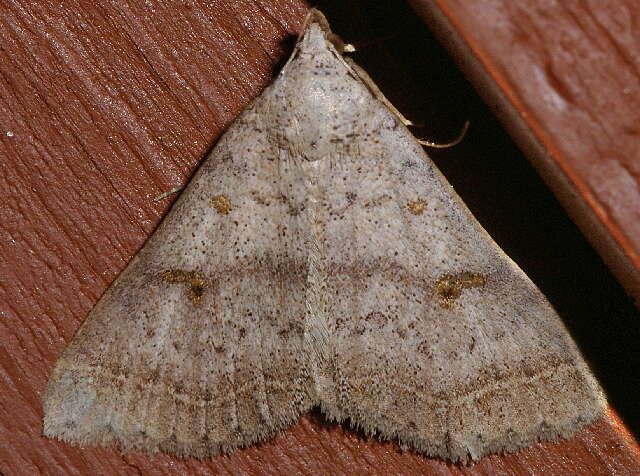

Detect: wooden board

[409,0,640,305]
[1,1,638,474]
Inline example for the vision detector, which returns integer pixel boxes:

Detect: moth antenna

[417,120,470,148]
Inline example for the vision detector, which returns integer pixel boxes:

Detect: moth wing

[43,91,315,457]
[311,52,605,462]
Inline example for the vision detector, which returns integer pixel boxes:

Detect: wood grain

[408,0,640,305]
[1,0,638,474]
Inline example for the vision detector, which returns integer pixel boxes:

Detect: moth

[43,9,605,463]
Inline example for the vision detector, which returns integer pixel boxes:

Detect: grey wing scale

[280,17,604,462]
[43,93,317,457]
[306,52,604,461]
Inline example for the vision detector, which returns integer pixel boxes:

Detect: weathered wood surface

[1,1,638,474]
[409,0,640,305]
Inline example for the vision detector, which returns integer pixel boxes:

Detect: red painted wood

[1,1,638,474]
[408,0,640,305]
